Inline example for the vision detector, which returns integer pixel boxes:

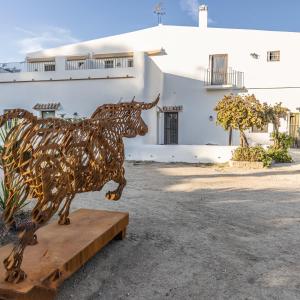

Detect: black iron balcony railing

[204,69,244,88]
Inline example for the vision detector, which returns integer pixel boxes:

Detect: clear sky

[1,0,300,61]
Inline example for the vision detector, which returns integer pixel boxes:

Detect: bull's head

[121,95,160,138]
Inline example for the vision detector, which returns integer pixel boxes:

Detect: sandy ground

[52,151,300,299]
[2,152,300,299]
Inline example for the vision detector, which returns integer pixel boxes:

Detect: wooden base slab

[0,209,129,300]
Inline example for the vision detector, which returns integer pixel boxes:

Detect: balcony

[0,56,134,74]
[0,60,56,73]
[0,53,138,83]
[65,56,133,70]
[204,68,244,90]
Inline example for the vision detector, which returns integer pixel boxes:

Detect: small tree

[215,94,266,147]
[263,102,291,148]
[262,102,289,133]
[262,102,292,163]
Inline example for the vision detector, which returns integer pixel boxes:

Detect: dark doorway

[289,113,300,148]
[164,112,178,144]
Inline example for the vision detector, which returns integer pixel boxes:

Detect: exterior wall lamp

[250,53,260,59]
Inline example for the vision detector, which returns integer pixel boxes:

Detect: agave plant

[0,119,18,168]
[0,119,28,215]
[0,180,28,213]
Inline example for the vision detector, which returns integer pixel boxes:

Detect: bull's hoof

[105,191,120,201]
[58,217,70,225]
[5,268,27,283]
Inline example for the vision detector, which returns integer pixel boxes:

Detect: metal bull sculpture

[0,95,159,283]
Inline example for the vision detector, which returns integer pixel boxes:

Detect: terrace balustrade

[0,56,134,74]
[204,68,244,88]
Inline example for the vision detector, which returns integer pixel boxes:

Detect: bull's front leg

[106,167,126,201]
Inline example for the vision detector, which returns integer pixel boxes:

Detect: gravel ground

[3,151,300,299]
[0,211,31,246]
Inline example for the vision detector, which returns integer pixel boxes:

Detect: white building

[0,5,300,162]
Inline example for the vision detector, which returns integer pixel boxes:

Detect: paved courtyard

[54,151,300,299]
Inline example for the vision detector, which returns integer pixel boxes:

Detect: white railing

[0,61,56,73]
[65,57,134,70]
[0,62,25,73]
[0,57,134,73]
[27,61,56,72]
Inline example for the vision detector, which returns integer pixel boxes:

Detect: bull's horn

[141,94,160,110]
[131,96,136,102]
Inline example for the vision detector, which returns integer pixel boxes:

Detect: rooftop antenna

[154,2,166,25]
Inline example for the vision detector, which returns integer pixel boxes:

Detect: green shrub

[271,132,293,150]
[268,132,293,163]
[267,148,292,163]
[232,146,272,167]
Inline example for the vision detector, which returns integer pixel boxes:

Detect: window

[289,113,300,147]
[104,60,114,69]
[128,59,134,68]
[209,54,228,85]
[252,124,268,133]
[44,64,56,71]
[41,110,55,119]
[267,51,280,62]
[3,109,15,129]
[164,112,178,144]
[115,59,122,68]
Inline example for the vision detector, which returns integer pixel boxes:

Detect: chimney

[199,4,208,29]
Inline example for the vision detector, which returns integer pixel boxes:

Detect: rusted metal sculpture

[0,95,159,283]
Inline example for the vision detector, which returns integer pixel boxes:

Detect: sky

[1,0,300,61]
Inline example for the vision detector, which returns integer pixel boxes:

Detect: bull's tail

[0,109,37,128]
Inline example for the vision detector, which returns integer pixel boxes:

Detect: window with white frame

[41,110,56,119]
[3,109,14,129]
[104,59,114,69]
[44,63,56,71]
[127,58,134,68]
[115,59,122,68]
[267,51,280,62]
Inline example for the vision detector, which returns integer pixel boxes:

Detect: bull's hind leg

[4,191,68,283]
[106,167,127,201]
[3,154,70,283]
[3,222,37,283]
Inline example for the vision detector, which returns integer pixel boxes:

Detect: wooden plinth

[0,209,129,300]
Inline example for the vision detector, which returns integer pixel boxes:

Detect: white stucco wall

[1,24,300,150]
[0,52,146,119]
[126,144,237,163]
